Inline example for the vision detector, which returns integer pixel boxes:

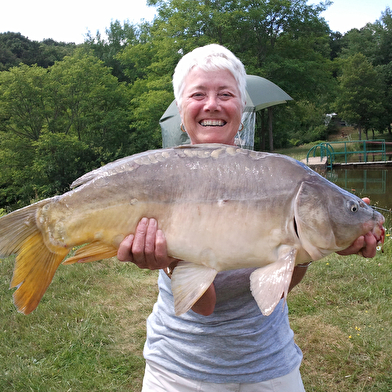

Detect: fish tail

[0,200,68,314]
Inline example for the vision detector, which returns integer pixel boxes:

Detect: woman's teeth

[200,120,226,126]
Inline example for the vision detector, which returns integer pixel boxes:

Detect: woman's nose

[204,95,220,111]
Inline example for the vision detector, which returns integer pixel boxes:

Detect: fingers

[117,234,135,262]
[336,197,376,258]
[155,229,169,260]
[117,218,176,270]
[361,232,377,258]
[347,198,376,257]
[132,218,156,268]
[337,236,365,256]
[337,232,377,258]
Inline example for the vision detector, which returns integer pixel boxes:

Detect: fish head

[294,180,385,261]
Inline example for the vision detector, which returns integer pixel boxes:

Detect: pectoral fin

[63,241,117,264]
[171,261,217,316]
[250,246,296,316]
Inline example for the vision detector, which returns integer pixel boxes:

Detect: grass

[290,246,392,391]
[1,235,391,391]
[1,136,391,391]
[275,141,320,161]
[0,259,158,391]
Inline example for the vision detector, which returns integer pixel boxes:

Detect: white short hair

[173,44,247,111]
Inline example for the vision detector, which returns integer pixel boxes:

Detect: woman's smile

[199,119,227,127]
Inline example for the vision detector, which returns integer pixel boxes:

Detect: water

[324,166,392,210]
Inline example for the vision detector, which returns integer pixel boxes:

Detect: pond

[323,166,392,211]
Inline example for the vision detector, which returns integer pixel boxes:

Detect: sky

[1,0,390,44]
[320,0,390,33]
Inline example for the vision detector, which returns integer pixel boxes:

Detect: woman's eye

[219,92,234,99]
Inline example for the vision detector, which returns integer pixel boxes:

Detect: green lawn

[0,259,157,391]
[0,211,391,391]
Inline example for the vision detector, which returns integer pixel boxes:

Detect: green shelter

[160,75,293,150]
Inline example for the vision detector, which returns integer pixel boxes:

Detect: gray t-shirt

[143,268,302,383]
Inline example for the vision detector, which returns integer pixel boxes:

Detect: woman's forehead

[184,67,239,89]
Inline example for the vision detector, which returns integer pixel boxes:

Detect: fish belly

[160,200,290,271]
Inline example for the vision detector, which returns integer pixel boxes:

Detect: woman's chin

[191,133,235,145]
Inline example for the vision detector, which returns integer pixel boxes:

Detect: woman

[118,44,378,391]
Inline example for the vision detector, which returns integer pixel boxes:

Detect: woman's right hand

[117,217,216,315]
[117,217,177,270]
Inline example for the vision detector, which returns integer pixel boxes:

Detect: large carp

[0,144,385,316]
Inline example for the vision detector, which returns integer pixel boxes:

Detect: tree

[335,54,384,139]
[0,132,36,208]
[0,64,49,141]
[0,32,75,71]
[338,25,380,63]
[0,32,41,70]
[377,61,392,134]
[0,51,131,152]
[129,75,174,152]
[38,39,76,68]
[31,132,95,198]
[333,7,392,136]
[375,8,392,133]
[84,20,140,82]
[0,51,133,208]
[46,49,132,154]
[338,7,392,67]
[377,7,392,66]
[119,0,335,149]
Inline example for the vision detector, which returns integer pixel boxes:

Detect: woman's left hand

[336,232,377,258]
[336,197,378,258]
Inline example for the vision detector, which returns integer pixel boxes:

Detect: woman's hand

[336,232,377,258]
[190,284,216,316]
[117,218,176,270]
[117,217,217,315]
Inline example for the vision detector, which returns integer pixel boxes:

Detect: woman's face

[179,67,243,145]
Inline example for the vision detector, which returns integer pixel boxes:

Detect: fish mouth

[374,222,385,246]
[373,210,385,246]
[200,120,226,127]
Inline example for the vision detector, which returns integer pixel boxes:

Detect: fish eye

[348,201,359,213]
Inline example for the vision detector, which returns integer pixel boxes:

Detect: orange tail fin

[0,200,68,314]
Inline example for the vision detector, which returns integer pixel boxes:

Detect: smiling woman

[116,43,309,392]
[180,67,243,145]
[114,43,379,392]
[172,44,247,146]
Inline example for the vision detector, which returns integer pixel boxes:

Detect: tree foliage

[335,54,384,139]
[0,32,75,71]
[84,20,140,82]
[333,7,392,136]
[0,50,132,208]
[0,1,391,209]
[31,132,95,198]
